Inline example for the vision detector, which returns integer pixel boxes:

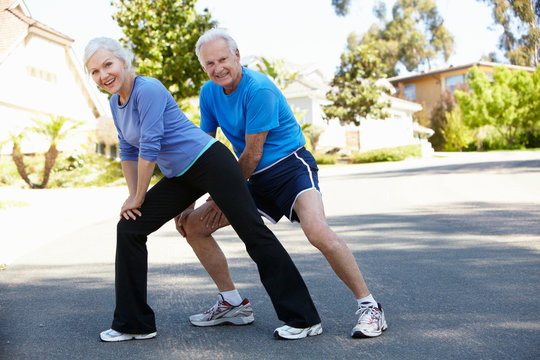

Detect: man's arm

[238,131,268,180]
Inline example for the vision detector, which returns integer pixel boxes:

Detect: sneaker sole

[351,324,387,338]
[190,314,255,327]
[273,324,323,340]
[100,332,157,342]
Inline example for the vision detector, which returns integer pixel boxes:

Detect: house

[0,0,106,155]
[387,61,536,114]
[318,87,433,157]
[243,56,431,156]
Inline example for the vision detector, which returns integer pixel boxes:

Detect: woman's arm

[121,160,138,196]
[119,158,156,220]
[133,157,155,205]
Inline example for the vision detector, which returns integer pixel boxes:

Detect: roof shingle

[1,0,73,59]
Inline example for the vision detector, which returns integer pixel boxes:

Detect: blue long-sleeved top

[110,76,215,178]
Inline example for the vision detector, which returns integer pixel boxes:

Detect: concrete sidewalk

[0,187,127,265]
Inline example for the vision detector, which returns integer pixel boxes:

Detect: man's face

[200,38,242,94]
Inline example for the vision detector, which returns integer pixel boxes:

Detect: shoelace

[356,305,381,324]
[204,300,221,315]
[205,298,234,315]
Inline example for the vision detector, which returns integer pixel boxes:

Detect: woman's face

[87,49,131,97]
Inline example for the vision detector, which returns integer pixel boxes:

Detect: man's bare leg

[294,189,370,299]
[182,203,255,327]
[182,202,234,292]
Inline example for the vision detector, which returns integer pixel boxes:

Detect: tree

[531,66,540,126]
[332,0,351,17]
[441,109,473,151]
[333,0,454,76]
[111,0,217,105]
[324,43,391,125]
[10,115,80,189]
[524,65,540,146]
[302,124,325,152]
[478,0,540,66]
[455,65,537,147]
[255,57,298,91]
[427,89,456,151]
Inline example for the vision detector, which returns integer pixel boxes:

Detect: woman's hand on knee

[120,195,143,220]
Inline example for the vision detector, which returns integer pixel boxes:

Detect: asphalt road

[1,151,539,360]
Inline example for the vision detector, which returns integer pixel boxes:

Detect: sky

[23,0,502,78]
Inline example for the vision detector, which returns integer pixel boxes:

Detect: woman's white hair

[195,28,238,66]
[84,37,134,73]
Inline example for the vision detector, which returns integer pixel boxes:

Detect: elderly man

[176,28,387,339]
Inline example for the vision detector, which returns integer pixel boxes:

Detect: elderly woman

[84,37,320,342]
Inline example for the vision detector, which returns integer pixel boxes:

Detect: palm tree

[11,115,80,189]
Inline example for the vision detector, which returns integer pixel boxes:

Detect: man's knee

[183,211,214,240]
[302,220,339,251]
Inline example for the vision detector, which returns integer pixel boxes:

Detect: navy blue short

[247,147,319,223]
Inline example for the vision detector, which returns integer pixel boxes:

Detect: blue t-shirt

[199,67,305,173]
[110,76,215,178]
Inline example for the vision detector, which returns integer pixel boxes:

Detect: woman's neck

[118,72,135,104]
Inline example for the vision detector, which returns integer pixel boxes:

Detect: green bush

[442,109,473,152]
[479,126,525,151]
[313,153,337,165]
[350,145,422,163]
[523,128,540,148]
[48,152,127,188]
[0,199,29,209]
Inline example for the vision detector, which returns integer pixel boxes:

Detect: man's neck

[223,66,243,95]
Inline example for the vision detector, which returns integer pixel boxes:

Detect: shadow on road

[2,198,539,359]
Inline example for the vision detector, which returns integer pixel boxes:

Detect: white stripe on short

[287,151,319,221]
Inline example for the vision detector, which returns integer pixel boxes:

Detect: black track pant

[111,141,321,334]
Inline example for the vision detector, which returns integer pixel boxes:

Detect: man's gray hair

[195,28,238,66]
[84,37,134,73]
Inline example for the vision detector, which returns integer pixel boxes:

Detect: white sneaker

[273,323,322,340]
[189,294,254,327]
[100,328,157,342]
[351,302,387,338]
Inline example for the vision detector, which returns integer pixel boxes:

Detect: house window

[27,66,57,83]
[403,84,415,102]
[445,74,465,91]
[109,145,118,159]
[97,142,106,155]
